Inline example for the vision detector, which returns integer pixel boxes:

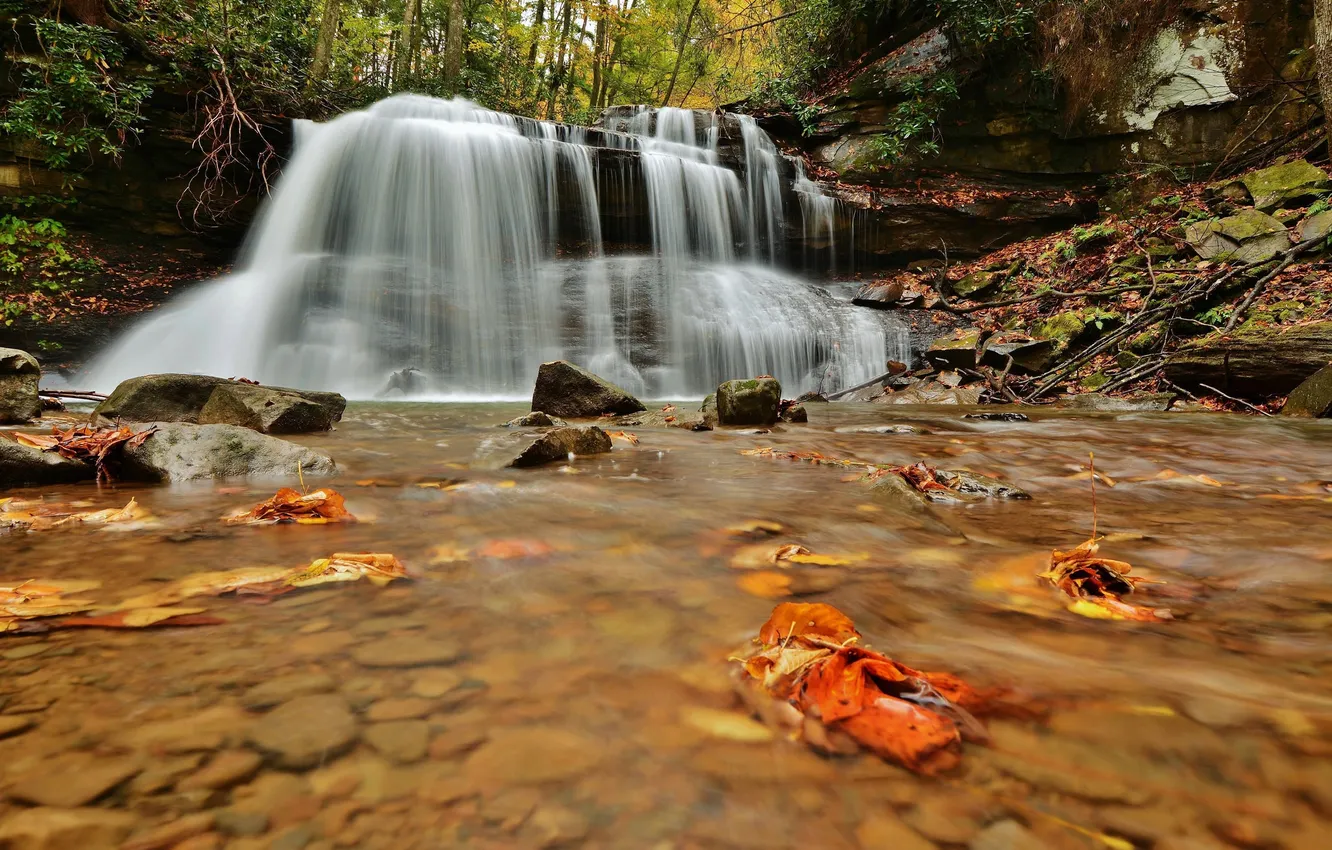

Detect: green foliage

[868,72,959,164]
[936,0,1042,53]
[0,198,103,299]
[1,21,152,170]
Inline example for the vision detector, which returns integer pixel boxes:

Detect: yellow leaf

[679,707,773,742]
[1067,598,1121,620]
[785,552,867,567]
[736,571,792,598]
[113,607,207,627]
[725,520,784,537]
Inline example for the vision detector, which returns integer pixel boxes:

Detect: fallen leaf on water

[735,602,994,774]
[1,499,154,532]
[476,539,553,559]
[730,543,807,569]
[428,544,471,564]
[679,706,774,742]
[225,488,356,526]
[59,607,211,628]
[355,478,402,488]
[725,520,784,538]
[284,553,408,588]
[736,571,792,598]
[784,552,868,567]
[416,479,468,490]
[1043,538,1171,622]
[606,430,640,445]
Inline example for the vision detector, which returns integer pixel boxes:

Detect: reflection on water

[2,403,1331,848]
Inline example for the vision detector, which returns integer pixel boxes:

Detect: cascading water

[82,94,906,398]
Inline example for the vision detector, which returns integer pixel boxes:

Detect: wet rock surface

[1164,320,1332,397]
[1281,364,1332,418]
[529,360,645,418]
[198,384,340,434]
[119,422,336,482]
[93,374,345,430]
[0,347,42,425]
[716,377,782,426]
[501,411,567,427]
[508,425,613,468]
[0,440,96,488]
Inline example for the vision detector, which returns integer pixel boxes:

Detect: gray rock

[1281,364,1332,418]
[870,472,932,512]
[364,720,429,764]
[699,394,719,428]
[1061,392,1176,412]
[935,469,1031,499]
[0,440,96,489]
[963,411,1029,422]
[94,374,345,428]
[351,635,464,668]
[716,377,782,426]
[882,381,983,405]
[852,280,907,309]
[530,360,645,418]
[120,422,335,482]
[198,383,340,434]
[1298,210,1332,243]
[0,347,41,425]
[983,336,1059,374]
[502,411,567,427]
[508,426,612,468]
[779,403,808,423]
[245,694,358,769]
[0,807,139,850]
[1240,159,1331,211]
[926,329,983,371]
[1184,210,1290,264]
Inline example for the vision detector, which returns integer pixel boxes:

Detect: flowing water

[3,404,1331,848]
[80,95,901,399]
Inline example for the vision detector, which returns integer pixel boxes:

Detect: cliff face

[775,0,1316,199]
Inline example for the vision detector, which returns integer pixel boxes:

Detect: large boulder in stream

[199,383,339,434]
[530,361,645,418]
[508,426,612,468]
[0,440,95,488]
[1163,321,1332,398]
[1281,365,1332,418]
[716,377,782,426]
[94,374,345,433]
[119,422,336,482]
[0,348,42,425]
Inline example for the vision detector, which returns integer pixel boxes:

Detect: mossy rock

[0,347,41,425]
[1240,160,1331,212]
[949,271,1003,300]
[1184,210,1290,265]
[716,377,781,426]
[1164,321,1332,397]
[1082,371,1111,391]
[1281,365,1332,418]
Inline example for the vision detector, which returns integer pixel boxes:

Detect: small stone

[0,715,36,739]
[119,706,252,754]
[120,812,214,850]
[1,644,50,661]
[417,775,476,805]
[525,804,590,848]
[363,721,429,764]
[857,813,938,850]
[409,669,463,699]
[428,727,488,760]
[351,636,463,669]
[214,809,270,837]
[465,727,605,784]
[7,755,142,808]
[288,632,356,657]
[969,820,1051,850]
[129,754,205,795]
[241,673,337,711]
[246,695,358,770]
[902,794,989,844]
[268,824,315,850]
[0,806,139,850]
[365,698,434,722]
[178,750,263,792]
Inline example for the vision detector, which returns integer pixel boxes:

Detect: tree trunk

[662,0,701,107]
[445,0,465,82]
[395,0,419,87]
[309,0,344,85]
[410,0,424,72]
[526,0,547,71]
[601,0,636,108]
[1318,0,1332,157]
[590,3,607,110]
[545,1,574,118]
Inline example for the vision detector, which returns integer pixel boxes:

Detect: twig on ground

[1198,383,1275,416]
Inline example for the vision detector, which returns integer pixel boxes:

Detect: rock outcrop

[93,375,345,433]
[715,378,782,426]
[1163,321,1332,397]
[503,411,568,428]
[0,348,42,425]
[530,361,645,418]
[1281,364,1332,417]
[1185,210,1291,264]
[119,422,336,482]
[509,426,613,468]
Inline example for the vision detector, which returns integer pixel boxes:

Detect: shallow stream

[2,403,1331,849]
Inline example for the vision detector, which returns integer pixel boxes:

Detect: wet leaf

[116,565,296,609]
[284,553,408,588]
[730,543,806,569]
[679,706,774,742]
[11,424,156,483]
[725,520,785,538]
[1,499,155,532]
[59,607,211,628]
[225,488,356,526]
[476,539,553,559]
[784,552,867,567]
[1043,538,1172,622]
[736,571,792,598]
[758,602,859,645]
[606,430,640,445]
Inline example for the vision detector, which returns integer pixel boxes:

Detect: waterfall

[82,94,905,399]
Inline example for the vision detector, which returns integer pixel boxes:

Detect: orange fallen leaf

[12,424,156,483]
[725,520,785,538]
[476,539,553,559]
[606,431,640,445]
[58,607,215,629]
[758,602,859,644]
[225,488,355,526]
[1043,539,1171,622]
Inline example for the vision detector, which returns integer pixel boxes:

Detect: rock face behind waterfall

[94,374,346,433]
[716,377,782,426]
[120,423,336,482]
[531,361,646,418]
[0,348,42,425]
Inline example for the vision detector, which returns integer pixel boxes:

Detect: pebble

[214,809,270,837]
[465,727,606,784]
[351,636,464,668]
[120,812,214,850]
[129,753,205,795]
[428,727,488,760]
[902,794,988,844]
[409,669,463,699]
[0,714,35,739]
[0,806,139,850]
[288,631,356,656]
[241,673,337,711]
[269,824,315,850]
[856,813,938,850]
[178,750,264,792]
[969,821,1051,850]
[984,724,1151,804]
[365,698,434,722]
[1,643,50,660]
[119,706,252,754]
[7,755,142,807]
[363,721,429,764]
[246,695,359,769]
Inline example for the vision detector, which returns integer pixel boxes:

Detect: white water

[83,94,904,398]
